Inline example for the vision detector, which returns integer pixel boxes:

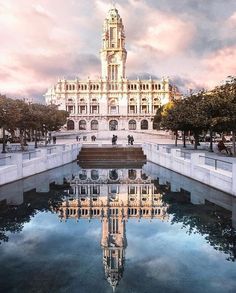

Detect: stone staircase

[77,146,146,168]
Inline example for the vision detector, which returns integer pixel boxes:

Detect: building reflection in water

[55,168,169,291]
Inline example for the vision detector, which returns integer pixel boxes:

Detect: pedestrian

[127,135,130,145]
[53,136,57,144]
[112,135,115,145]
[130,135,134,145]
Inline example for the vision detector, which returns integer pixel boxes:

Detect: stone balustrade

[0,144,81,186]
[142,143,236,196]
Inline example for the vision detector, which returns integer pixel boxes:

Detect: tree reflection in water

[155,181,236,262]
[0,184,67,244]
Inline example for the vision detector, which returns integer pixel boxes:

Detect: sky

[1,0,236,102]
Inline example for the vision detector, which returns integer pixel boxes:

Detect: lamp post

[1,109,7,153]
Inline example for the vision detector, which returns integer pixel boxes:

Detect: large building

[45,5,180,132]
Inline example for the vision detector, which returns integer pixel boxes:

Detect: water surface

[0,162,235,293]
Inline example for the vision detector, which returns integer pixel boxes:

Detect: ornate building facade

[45,6,180,132]
[55,168,169,291]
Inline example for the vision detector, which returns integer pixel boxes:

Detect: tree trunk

[209,128,213,152]
[175,131,178,147]
[34,129,38,149]
[23,130,27,146]
[45,130,48,146]
[183,130,186,148]
[2,127,6,153]
[20,129,24,151]
[194,132,198,150]
[232,131,236,156]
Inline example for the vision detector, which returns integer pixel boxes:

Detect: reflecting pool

[0,162,236,293]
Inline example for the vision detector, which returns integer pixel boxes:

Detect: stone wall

[142,143,236,196]
[0,144,81,186]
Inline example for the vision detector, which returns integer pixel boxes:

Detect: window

[110,106,117,114]
[67,106,74,114]
[91,106,98,114]
[67,120,75,130]
[109,170,118,181]
[128,169,137,180]
[141,172,148,180]
[91,120,98,130]
[110,27,115,39]
[80,186,86,194]
[141,119,148,130]
[109,120,118,130]
[129,186,136,194]
[129,120,136,130]
[79,170,87,180]
[79,120,86,130]
[91,170,99,180]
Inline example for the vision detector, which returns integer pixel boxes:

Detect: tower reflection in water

[55,168,169,291]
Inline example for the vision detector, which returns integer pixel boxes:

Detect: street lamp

[1,109,7,153]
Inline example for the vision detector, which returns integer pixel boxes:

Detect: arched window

[109,120,118,131]
[141,172,148,180]
[141,119,148,130]
[79,120,86,130]
[91,170,99,180]
[109,170,118,181]
[129,120,136,130]
[79,170,87,180]
[67,120,75,130]
[91,120,98,130]
[128,169,137,180]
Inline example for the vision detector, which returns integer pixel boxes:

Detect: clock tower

[100,6,127,81]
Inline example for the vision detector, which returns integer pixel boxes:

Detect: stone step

[77,147,146,163]
[78,161,145,169]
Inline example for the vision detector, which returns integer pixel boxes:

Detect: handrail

[176,150,191,160]
[199,155,232,171]
[0,156,11,160]
[22,151,39,160]
[0,156,12,166]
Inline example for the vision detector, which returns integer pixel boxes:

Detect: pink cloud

[0,0,236,100]
[201,46,236,87]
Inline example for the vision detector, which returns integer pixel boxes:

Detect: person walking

[130,135,134,145]
[127,135,130,145]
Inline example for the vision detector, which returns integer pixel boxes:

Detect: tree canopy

[154,78,236,152]
[0,95,68,149]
